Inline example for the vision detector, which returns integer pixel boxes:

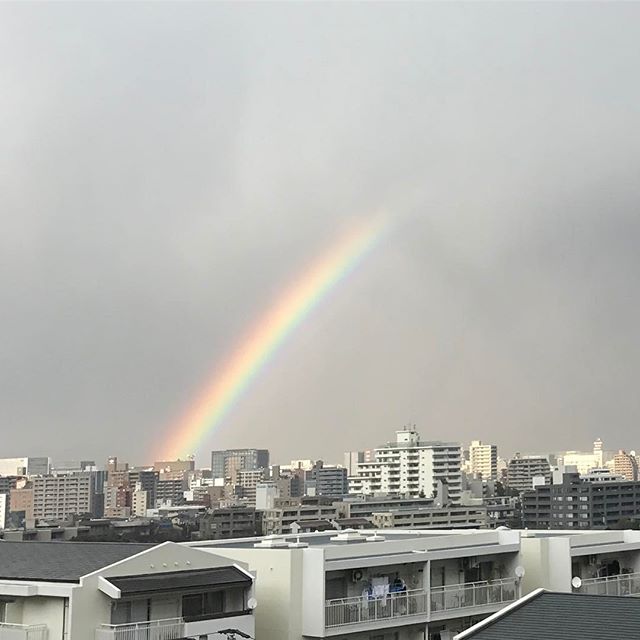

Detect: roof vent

[253,535,290,548]
[330,529,367,544]
[365,533,386,542]
[288,537,309,548]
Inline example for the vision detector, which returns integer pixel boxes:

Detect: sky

[2,2,640,467]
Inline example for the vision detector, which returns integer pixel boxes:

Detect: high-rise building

[612,450,638,481]
[304,462,348,496]
[32,474,94,521]
[210,449,270,482]
[468,440,498,480]
[522,472,640,529]
[506,455,552,492]
[348,428,462,502]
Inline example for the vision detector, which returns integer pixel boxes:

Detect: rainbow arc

[159,215,388,461]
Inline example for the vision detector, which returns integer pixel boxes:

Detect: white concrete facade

[190,528,523,640]
[349,430,462,502]
[0,542,255,640]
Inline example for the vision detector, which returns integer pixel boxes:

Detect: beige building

[32,474,93,521]
[468,441,498,480]
[612,450,638,481]
[132,487,148,517]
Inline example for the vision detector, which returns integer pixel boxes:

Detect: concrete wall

[520,536,571,593]
[70,542,254,640]
[207,546,305,640]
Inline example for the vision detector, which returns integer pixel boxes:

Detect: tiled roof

[0,541,155,582]
[456,590,640,640]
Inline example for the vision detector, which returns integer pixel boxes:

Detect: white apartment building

[519,529,640,598]
[0,540,255,640]
[191,528,523,640]
[349,429,462,502]
[188,527,640,640]
[467,442,497,481]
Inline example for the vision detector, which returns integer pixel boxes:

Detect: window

[182,591,224,621]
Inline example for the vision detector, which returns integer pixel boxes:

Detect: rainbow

[159,215,388,461]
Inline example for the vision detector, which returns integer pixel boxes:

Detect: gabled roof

[455,589,640,640]
[106,566,251,596]
[0,541,155,582]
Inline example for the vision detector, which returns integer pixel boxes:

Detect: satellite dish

[571,576,582,589]
[247,597,258,609]
[515,566,526,579]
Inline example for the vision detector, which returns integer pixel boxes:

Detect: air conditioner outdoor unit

[351,569,364,583]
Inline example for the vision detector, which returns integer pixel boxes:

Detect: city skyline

[3,3,640,463]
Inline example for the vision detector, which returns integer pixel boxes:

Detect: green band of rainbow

[159,215,388,461]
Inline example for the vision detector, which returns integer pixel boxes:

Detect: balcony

[0,623,48,640]
[95,618,184,640]
[325,589,428,628]
[576,572,640,597]
[430,578,518,615]
[324,579,518,630]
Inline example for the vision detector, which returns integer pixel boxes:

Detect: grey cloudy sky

[2,2,640,466]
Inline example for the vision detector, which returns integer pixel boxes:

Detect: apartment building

[191,528,523,640]
[468,442,498,481]
[32,473,94,521]
[522,471,640,529]
[612,450,638,481]
[198,506,260,540]
[261,497,340,535]
[305,464,349,497]
[518,529,640,598]
[0,540,255,640]
[156,477,188,506]
[505,455,551,492]
[211,449,269,482]
[370,505,488,529]
[349,429,462,502]
[336,496,437,519]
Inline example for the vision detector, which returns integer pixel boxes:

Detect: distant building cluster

[2,430,640,545]
[4,428,640,640]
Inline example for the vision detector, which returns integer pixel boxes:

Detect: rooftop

[455,590,640,639]
[0,541,155,582]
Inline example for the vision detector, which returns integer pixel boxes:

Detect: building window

[182,592,224,621]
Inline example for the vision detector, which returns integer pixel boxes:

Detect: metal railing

[324,578,518,628]
[577,572,640,597]
[95,618,185,640]
[430,578,517,613]
[0,623,48,640]
[325,588,428,628]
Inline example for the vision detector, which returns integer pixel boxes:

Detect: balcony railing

[325,589,428,628]
[576,572,640,597]
[324,578,518,628]
[430,578,518,613]
[95,618,185,640]
[0,623,48,640]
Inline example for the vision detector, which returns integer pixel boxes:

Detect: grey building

[211,449,270,481]
[198,506,260,540]
[506,455,551,492]
[304,463,348,496]
[156,477,188,506]
[522,472,640,529]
